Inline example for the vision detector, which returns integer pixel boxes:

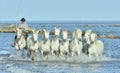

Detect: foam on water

[7,50,120,64]
[7,66,31,73]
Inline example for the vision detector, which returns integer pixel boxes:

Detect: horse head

[75,29,82,40]
[32,29,40,43]
[84,30,92,43]
[62,30,68,40]
[43,29,50,40]
[90,33,97,43]
[72,31,76,39]
[55,27,60,37]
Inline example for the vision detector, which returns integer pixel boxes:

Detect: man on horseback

[11,18,29,47]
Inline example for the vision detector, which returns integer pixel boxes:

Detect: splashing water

[7,50,120,64]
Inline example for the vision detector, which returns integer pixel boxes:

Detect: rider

[18,18,28,40]
[11,18,29,47]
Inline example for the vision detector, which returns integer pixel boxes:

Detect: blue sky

[0,0,120,21]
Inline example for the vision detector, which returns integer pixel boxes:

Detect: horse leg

[38,48,41,55]
[56,50,59,57]
[46,53,49,60]
[71,52,74,56]
[60,51,63,56]
[41,50,44,59]
[65,52,68,60]
[51,50,54,55]
[95,53,99,57]
[15,45,19,56]
[31,50,35,61]
[21,49,24,57]
[16,49,19,56]
[54,50,58,56]
[27,49,31,58]
[89,54,92,58]
[78,51,81,56]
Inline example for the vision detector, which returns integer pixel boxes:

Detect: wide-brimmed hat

[20,18,26,21]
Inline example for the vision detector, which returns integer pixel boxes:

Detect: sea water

[0,22,120,73]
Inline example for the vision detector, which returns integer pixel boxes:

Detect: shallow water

[0,23,120,73]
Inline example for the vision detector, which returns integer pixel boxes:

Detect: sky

[0,0,120,21]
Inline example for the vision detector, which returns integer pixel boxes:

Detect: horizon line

[1,20,120,24]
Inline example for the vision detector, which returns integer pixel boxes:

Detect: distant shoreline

[1,20,120,24]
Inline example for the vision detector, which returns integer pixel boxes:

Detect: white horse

[27,29,39,60]
[88,33,104,57]
[70,31,82,56]
[59,30,70,56]
[75,29,83,54]
[75,29,82,41]
[82,30,92,54]
[14,27,26,56]
[40,29,51,57]
[51,27,60,56]
[84,30,92,44]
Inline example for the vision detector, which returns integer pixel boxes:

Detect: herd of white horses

[14,27,104,60]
